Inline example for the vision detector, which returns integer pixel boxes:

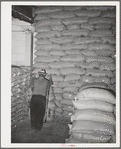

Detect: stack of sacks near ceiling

[11,66,32,129]
[33,6,116,120]
[66,83,116,143]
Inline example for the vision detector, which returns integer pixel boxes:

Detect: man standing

[30,69,53,131]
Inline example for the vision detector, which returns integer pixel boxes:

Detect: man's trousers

[30,95,46,130]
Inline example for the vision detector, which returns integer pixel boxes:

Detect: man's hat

[38,69,47,75]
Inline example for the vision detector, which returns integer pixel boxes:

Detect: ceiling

[12,6,37,23]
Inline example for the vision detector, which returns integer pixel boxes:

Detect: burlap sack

[63,92,75,100]
[55,107,63,112]
[64,6,82,11]
[52,75,64,82]
[86,6,115,11]
[87,43,115,51]
[46,68,60,75]
[64,74,81,81]
[62,105,74,112]
[95,50,114,56]
[60,99,73,106]
[61,29,89,37]
[35,19,62,28]
[62,17,89,25]
[111,77,116,84]
[54,93,63,101]
[35,31,61,39]
[111,53,116,59]
[94,24,111,29]
[81,23,94,31]
[113,70,116,77]
[63,110,73,118]
[61,54,85,62]
[49,37,74,44]
[53,87,63,93]
[34,14,50,21]
[35,39,52,45]
[85,69,114,78]
[65,50,81,55]
[49,50,66,56]
[71,132,112,143]
[101,37,116,44]
[49,11,75,19]
[111,84,116,92]
[71,120,114,135]
[48,100,56,110]
[74,37,101,44]
[114,106,116,117]
[34,50,50,56]
[67,24,80,30]
[72,100,114,112]
[48,62,75,69]
[60,67,85,75]
[54,101,62,108]
[51,25,66,31]
[89,30,113,37]
[58,80,84,87]
[35,26,51,32]
[33,62,49,68]
[81,50,97,56]
[35,44,61,50]
[34,56,60,62]
[76,61,100,69]
[75,10,101,17]
[61,44,87,50]
[34,6,62,14]
[78,82,110,91]
[101,12,116,18]
[89,17,115,24]
[63,87,79,94]
[75,88,115,104]
[65,137,81,143]
[100,63,115,71]
[55,111,63,117]
[82,75,111,84]
[85,56,114,63]
[71,109,115,125]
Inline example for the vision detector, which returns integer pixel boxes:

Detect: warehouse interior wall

[12,17,32,66]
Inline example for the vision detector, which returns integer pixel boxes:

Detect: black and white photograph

[1,1,120,148]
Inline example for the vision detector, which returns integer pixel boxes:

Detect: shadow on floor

[11,116,70,143]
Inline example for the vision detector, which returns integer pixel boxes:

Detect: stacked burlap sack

[33,6,116,119]
[66,83,116,143]
[11,66,31,129]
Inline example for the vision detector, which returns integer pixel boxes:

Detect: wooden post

[30,32,33,77]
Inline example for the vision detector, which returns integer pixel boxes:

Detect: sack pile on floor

[11,66,32,129]
[66,83,116,143]
[33,6,116,119]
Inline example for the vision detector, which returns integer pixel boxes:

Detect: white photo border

[1,1,120,148]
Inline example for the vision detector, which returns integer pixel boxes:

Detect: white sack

[75,88,115,104]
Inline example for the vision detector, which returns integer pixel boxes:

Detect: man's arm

[31,77,34,91]
[49,75,53,86]
[46,75,53,95]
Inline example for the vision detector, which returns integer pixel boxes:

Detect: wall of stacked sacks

[33,6,116,119]
[11,66,32,129]
[66,84,116,143]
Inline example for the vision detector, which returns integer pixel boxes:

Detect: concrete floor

[11,116,70,143]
